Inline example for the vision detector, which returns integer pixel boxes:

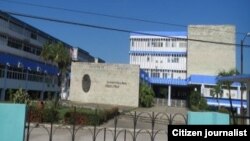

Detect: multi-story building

[130,25,247,112]
[0,11,97,101]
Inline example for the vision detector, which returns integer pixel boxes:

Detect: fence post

[103,128,106,141]
[151,112,155,141]
[92,109,96,141]
[72,107,76,141]
[113,116,118,141]
[124,129,127,141]
[133,111,137,141]
[49,107,56,141]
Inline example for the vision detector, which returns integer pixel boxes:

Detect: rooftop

[130,31,187,37]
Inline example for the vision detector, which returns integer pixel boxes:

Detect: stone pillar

[237,107,241,115]
[168,85,171,106]
[201,83,205,96]
[237,85,241,99]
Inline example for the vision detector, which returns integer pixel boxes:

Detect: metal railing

[25,107,187,141]
[154,98,187,107]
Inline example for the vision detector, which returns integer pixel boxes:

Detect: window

[172,57,179,63]
[9,21,23,34]
[37,35,47,43]
[179,40,187,48]
[31,32,37,40]
[151,72,160,78]
[131,40,134,47]
[0,33,7,45]
[165,39,170,47]
[171,39,177,47]
[147,56,150,62]
[167,57,171,63]
[7,37,22,49]
[163,73,168,78]
[36,49,42,55]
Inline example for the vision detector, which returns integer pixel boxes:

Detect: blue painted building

[0,11,97,100]
[133,26,246,110]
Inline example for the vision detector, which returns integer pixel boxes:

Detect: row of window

[130,55,186,64]
[145,69,187,73]
[130,38,187,48]
[150,71,186,79]
[130,53,186,57]
[0,16,49,44]
[144,68,187,79]
[0,33,42,56]
[0,66,57,84]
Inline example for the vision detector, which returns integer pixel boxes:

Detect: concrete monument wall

[69,62,140,107]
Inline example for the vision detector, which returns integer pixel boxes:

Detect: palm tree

[217,69,238,124]
[41,42,71,100]
[210,83,223,110]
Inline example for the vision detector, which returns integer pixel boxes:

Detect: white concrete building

[130,26,247,110]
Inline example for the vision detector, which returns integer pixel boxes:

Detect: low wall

[188,111,229,125]
[0,103,26,141]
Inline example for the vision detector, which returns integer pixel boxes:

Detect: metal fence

[25,107,187,141]
[154,98,187,107]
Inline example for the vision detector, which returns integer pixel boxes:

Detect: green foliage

[218,107,230,114]
[41,42,71,73]
[210,84,223,99]
[139,83,155,107]
[10,88,30,105]
[42,108,60,123]
[188,90,208,111]
[158,88,168,98]
[28,106,43,122]
[217,69,238,124]
[210,84,223,110]
[28,102,119,125]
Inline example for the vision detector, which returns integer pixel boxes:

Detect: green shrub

[28,102,119,125]
[64,111,87,125]
[188,90,208,111]
[10,88,30,105]
[218,107,229,114]
[42,108,59,123]
[28,106,43,123]
[139,83,155,107]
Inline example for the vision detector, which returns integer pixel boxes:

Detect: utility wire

[0,0,247,36]
[3,10,250,48]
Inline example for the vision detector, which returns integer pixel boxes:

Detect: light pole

[240,32,250,122]
[241,32,250,74]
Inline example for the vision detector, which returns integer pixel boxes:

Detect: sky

[0,0,250,73]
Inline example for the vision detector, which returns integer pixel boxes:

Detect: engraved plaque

[82,74,91,93]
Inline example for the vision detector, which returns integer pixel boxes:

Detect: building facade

[130,25,247,111]
[0,11,97,100]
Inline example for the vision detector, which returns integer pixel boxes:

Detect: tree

[10,88,30,105]
[188,90,208,111]
[41,42,71,100]
[139,82,155,107]
[217,69,238,124]
[210,83,223,110]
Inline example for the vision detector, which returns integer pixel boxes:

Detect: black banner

[168,125,250,140]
